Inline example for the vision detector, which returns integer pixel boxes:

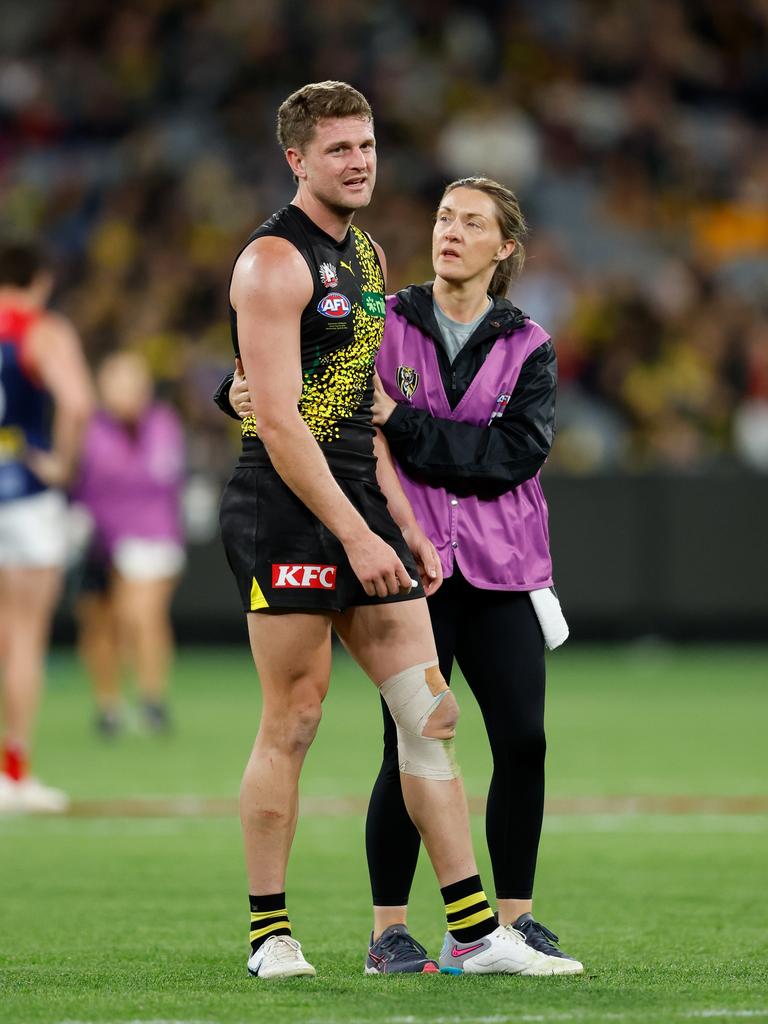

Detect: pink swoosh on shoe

[452,942,484,957]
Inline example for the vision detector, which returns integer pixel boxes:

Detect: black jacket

[380,284,556,498]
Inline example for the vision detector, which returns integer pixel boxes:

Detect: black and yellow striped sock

[249,892,291,953]
[441,875,497,943]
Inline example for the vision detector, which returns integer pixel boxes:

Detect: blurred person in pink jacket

[73,351,185,736]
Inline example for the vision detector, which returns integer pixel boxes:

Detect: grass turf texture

[1,645,767,1024]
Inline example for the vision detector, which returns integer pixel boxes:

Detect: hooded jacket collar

[393,282,529,352]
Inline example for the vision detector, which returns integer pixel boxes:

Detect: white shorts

[112,538,186,581]
[0,490,68,568]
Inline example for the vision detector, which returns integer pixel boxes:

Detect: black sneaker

[95,709,122,739]
[141,701,171,734]
[510,913,583,972]
[364,924,439,975]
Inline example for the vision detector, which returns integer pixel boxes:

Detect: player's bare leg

[335,597,560,976]
[239,611,331,978]
[0,566,67,812]
[77,592,122,731]
[113,574,176,701]
[242,610,332,890]
[1,566,60,747]
[334,596,477,885]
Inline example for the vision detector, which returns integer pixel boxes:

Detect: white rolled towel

[529,587,569,650]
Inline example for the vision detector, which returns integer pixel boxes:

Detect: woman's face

[432,187,513,288]
[97,352,153,423]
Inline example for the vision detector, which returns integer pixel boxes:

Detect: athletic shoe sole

[364,963,439,975]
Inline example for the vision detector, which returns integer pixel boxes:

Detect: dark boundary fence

[53,470,768,644]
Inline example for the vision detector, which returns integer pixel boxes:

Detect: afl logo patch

[396,365,420,401]
[317,292,351,318]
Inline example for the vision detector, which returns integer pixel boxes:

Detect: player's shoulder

[31,309,75,334]
[237,233,305,270]
[26,310,80,351]
[232,235,312,301]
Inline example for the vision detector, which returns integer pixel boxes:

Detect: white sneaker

[247,935,316,979]
[0,773,20,813]
[13,777,69,814]
[439,925,565,975]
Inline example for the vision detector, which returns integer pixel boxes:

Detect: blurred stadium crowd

[2,0,767,484]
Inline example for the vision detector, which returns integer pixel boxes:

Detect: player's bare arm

[372,427,442,597]
[232,237,411,598]
[26,313,94,487]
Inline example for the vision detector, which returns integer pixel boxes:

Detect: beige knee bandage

[379,660,460,780]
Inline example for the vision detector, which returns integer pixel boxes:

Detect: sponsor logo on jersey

[317,293,351,319]
[272,564,337,589]
[318,262,338,288]
[340,259,354,276]
[362,291,386,318]
[396,365,420,401]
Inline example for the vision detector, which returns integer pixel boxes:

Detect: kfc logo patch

[272,564,337,589]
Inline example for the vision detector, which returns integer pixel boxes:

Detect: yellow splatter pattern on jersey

[242,227,384,443]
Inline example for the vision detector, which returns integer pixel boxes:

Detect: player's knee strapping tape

[379,660,460,780]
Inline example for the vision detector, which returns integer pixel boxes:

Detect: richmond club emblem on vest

[396,365,420,401]
[318,262,338,288]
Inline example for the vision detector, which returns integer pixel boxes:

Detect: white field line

[543,814,768,834]
[303,1011,768,1024]
[7,813,767,838]
[310,1012,768,1024]
[20,793,768,819]
[52,1010,768,1024]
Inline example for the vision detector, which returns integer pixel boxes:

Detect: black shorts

[219,460,422,613]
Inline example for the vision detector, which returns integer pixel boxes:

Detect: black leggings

[365,569,546,904]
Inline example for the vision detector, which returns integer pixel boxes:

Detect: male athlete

[0,242,93,812]
[219,81,558,979]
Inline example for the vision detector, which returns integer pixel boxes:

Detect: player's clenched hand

[229,358,253,420]
[401,522,443,598]
[344,530,414,598]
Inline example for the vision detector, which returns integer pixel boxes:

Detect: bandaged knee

[379,660,460,780]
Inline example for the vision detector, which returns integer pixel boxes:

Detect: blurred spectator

[0,0,766,476]
[72,352,185,737]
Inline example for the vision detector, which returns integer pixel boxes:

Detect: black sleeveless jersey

[229,204,386,478]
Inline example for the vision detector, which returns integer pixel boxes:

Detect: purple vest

[376,297,553,590]
[74,404,185,555]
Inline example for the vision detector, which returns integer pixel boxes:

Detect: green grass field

[1,644,767,1024]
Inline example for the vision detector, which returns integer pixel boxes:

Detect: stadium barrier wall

[53,471,768,642]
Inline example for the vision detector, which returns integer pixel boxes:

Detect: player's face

[432,188,513,288]
[289,117,377,213]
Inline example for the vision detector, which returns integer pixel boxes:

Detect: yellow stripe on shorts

[250,577,269,611]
